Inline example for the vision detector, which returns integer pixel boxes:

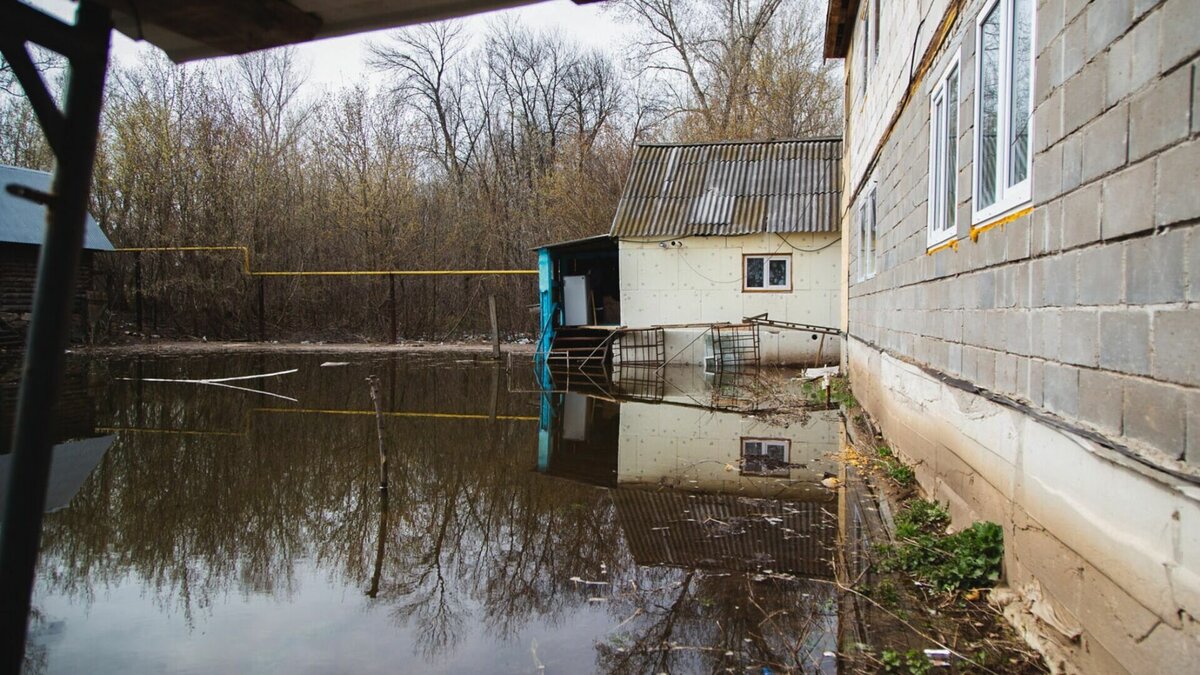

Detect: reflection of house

[537,372,842,500]
[827,1,1199,671]
[536,376,841,579]
[536,139,843,366]
[618,402,840,500]
[0,164,114,349]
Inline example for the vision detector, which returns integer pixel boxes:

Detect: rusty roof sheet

[610,138,843,238]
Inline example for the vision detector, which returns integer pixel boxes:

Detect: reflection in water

[26,353,848,673]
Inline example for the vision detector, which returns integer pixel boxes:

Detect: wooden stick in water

[367,375,388,490]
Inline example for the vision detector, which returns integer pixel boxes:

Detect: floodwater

[11,353,856,674]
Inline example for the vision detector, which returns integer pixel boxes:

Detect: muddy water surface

[15,353,851,674]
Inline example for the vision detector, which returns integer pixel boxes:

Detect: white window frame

[928,52,961,248]
[856,187,877,281]
[741,437,790,477]
[972,0,1035,225]
[859,9,871,96]
[743,254,792,291]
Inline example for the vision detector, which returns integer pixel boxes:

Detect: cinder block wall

[847,0,1199,472]
[842,0,1200,670]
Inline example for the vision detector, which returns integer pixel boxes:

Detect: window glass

[977,5,1000,210]
[746,257,764,288]
[945,65,959,232]
[1008,0,1032,187]
[769,259,788,286]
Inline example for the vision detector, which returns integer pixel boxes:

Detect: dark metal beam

[0,2,113,671]
[92,0,320,56]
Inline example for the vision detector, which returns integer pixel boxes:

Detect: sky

[30,0,628,92]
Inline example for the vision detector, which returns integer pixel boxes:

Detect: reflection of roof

[613,489,836,578]
[610,139,843,238]
[0,435,114,518]
[0,165,114,251]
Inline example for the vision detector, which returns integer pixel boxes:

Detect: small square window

[744,255,791,291]
[742,437,791,477]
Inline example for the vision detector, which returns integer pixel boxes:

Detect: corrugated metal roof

[0,165,113,251]
[614,489,836,578]
[610,138,843,238]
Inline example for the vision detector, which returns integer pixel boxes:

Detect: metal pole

[134,250,143,334]
[258,276,265,342]
[0,3,112,670]
[389,275,397,344]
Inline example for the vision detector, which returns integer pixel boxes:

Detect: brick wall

[845,0,1200,470]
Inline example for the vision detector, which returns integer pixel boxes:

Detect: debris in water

[118,369,299,402]
[924,649,951,667]
[320,361,350,367]
[569,576,609,586]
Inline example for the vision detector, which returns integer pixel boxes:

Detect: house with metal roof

[536,138,843,369]
[0,164,113,350]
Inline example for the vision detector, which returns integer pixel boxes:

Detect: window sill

[925,237,959,255]
[969,204,1034,241]
[742,288,793,293]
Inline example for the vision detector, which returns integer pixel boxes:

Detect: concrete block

[1132,0,1161,20]
[1063,6,1089,79]
[1063,133,1084,192]
[995,351,1019,395]
[1064,0,1088,23]
[1087,0,1133,60]
[1129,65,1191,161]
[1105,29,1135,107]
[1160,0,1200,70]
[1194,61,1200,135]
[1043,362,1081,417]
[1025,357,1045,405]
[1064,58,1106,135]
[1152,309,1200,387]
[1033,309,1062,359]
[1101,158,1156,239]
[1126,229,1186,304]
[1007,215,1032,263]
[1037,0,1066,56]
[1036,89,1065,155]
[1099,309,1151,375]
[1129,9,1162,94]
[1034,142,1065,203]
[1082,103,1130,182]
[1062,183,1103,249]
[1188,389,1200,465]
[1060,309,1099,367]
[1035,32,1064,105]
[1077,242,1124,305]
[1079,368,1126,436]
[1041,252,1078,307]
[1031,199,1063,256]
[1192,227,1200,302]
[976,348,996,391]
[1006,309,1032,356]
[1123,378,1186,456]
[1156,138,1200,227]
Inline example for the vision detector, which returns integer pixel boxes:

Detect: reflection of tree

[37,354,627,661]
[597,568,837,673]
